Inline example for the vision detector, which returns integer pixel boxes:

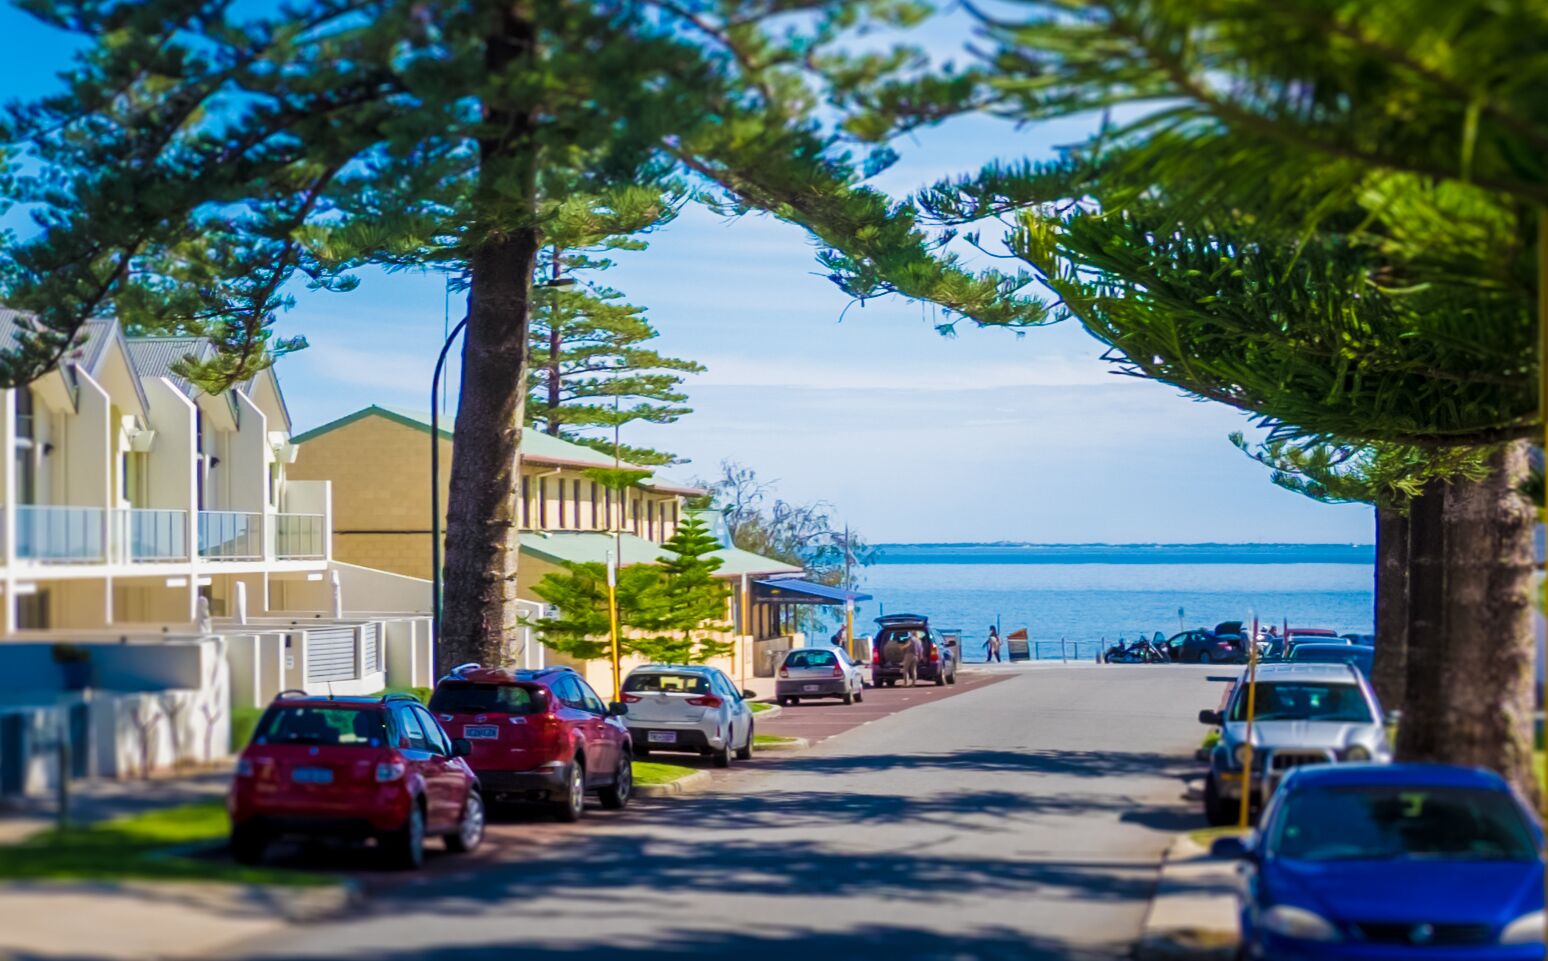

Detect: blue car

[1215,764,1544,960]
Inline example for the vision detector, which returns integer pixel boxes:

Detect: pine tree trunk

[1396,443,1539,805]
[439,4,539,674]
[1371,503,1410,712]
[545,246,563,436]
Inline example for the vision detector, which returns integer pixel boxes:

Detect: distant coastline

[871,543,1375,565]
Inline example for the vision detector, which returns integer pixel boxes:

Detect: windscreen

[623,673,710,694]
[1271,786,1538,862]
[1230,682,1372,723]
[254,705,386,747]
[785,649,838,668]
[428,682,541,715]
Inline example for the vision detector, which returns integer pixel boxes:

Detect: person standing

[985,626,1003,663]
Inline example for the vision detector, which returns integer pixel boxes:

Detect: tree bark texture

[439,3,539,674]
[1371,504,1410,712]
[1396,442,1539,806]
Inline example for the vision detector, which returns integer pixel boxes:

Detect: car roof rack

[275,689,310,699]
[447,662,482,676]
[381,692,422,703]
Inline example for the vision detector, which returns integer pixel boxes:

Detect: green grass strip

[631,760,697,786]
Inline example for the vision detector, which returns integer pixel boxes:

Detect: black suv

[1167,629,1246,664]
[871,614,958,686]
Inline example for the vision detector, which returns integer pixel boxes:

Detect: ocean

[849,544,1375,663]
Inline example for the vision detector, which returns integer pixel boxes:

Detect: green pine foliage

[633,515,733,663]
[528,562,664,664]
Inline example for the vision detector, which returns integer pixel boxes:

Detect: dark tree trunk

[1371,504,1410,712]
[439,4,539,674]
[545,246,562,436]
[1396,443,1540,806]
[1398,478,1446,760]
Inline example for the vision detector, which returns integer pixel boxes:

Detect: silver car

[620,665,756,767]
[775,647,865,706]
[1199,662,1391,826]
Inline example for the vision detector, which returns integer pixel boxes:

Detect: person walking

[985,626,1003,663]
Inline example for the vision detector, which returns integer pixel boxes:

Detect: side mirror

[1384,709,1402,727]
[451,738,473,758]
[608,701,629,717]
[1210,835,1251,860]
[742,689,758,700]
[1198,709,1224,726]
[946,639,958,647]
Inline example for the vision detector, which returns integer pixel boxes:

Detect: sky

[0,4,1373,545]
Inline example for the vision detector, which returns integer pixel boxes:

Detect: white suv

[619,665,757,768]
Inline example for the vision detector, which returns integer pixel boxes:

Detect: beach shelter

[1005,628,1031,662]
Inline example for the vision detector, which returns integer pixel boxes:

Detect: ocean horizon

[846,542,1373,661]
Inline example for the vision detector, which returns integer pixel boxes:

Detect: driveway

[220,664,1217,961]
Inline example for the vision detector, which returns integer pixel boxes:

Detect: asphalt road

[222,665,1220,961]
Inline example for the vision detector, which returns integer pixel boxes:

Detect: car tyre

[935,671,946,687]
[736,722,754,761]
[1197,650,1214,664]
[444,790,485,853]
[385,801,426,870]
[229,825,267,866]
[599,752,632,810]
[711,738,733,767]
[1203,775,1235,827]
[553,759,586,822]
[854,685,864,703]
[841,688,855,705]
[947,670,957,685]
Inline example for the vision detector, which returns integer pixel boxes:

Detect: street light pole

[430,314,469,670]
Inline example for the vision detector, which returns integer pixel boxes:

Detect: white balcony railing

[273,513,326,560]
[197,510,264,561]
[112,508,189,562]
[15,506,106,562]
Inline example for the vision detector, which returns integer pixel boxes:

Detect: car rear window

[254,705,386,747]
[877,628,929,646]
[785,650,837,668]
[428,682,541,715]
[623,673,710,694]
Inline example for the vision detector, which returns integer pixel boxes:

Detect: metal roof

[519,532,674,567]
[752,578,872,605]
[709,547,803,578]
[124,336,211,392]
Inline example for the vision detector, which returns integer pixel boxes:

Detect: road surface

[223,665,1220,961]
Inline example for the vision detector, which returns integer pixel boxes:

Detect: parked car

[620,664,756,767]
[870,614,959,686]
[228,691,483,869]
[1198,663,1391,826]
[1216,764,1544,960]
[1168,629,1245,664]
[1340,632,1375,646]
[1288,642,1375,680]
[427,664,632,822]
[777,646,866,705]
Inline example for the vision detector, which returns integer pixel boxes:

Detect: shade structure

[752,578,873,606]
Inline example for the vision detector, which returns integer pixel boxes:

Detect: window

[624,672,710,694]
[538,477,548,528]
[1230,683,1372,724]
[576,679,608,714]
[521,476,531,528]
[13,389,35,505]
[555,677,587,711]
[647,500,656,541]
[1270,786,1537,863]
[254,706,386,747]
[785,650,838,668]
[712,671,740,700]
[572,479,581,528]
[590,482,599,529]
[557,477,566,527]
[428,682,539,715]
[395,706,430,751]
[413,707,451,755]
[605,486,613,529]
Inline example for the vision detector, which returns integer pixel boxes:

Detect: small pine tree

[634,516,732,664]
[528,562,663,663]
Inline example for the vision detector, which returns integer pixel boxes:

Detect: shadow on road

[768,748,1196,781]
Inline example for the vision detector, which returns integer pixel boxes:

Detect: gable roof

[124,337,212,393]
[292,405,659,472]
[0,310,150,414]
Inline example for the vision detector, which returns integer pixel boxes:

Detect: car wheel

[386,801,426,870]
[711,739,733,768]
[229,824,267,866]
[599,752,632,810]
[854,685,864,703]
[553,759,586,822]
[736,722,754,761]
[1203,775,1235,827]
[935,671,946,687]
[1197,650,1214,664]
[841,688,855,705]
[445,790,485,853]
[947,670,957,685]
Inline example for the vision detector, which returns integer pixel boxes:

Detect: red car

[228,692,484,869]
[428,665,633,821]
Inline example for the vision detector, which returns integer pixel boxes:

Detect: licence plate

[292,767,333,784]
[463,725,499,739]
[647,731,678,744]
[802,684,821,692]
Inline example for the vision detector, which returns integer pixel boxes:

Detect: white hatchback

[619,665,757,768]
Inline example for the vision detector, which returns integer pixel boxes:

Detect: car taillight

[873,647,881,664]
[621,693,642,703]
[830,664,843,677]
[234,757,254,778]
[687,694,724,708]
[928,648,939,662]
[375,759,407,782]
[778,667,789,678]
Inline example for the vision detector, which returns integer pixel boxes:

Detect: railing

[15,506,106,562]
[273,513,326,560]
[113,509,188,562]
[197,511,264,561]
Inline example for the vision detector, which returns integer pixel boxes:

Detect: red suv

[228,692,484,869]
[428,665,632,821]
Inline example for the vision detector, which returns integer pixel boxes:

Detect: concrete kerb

[752,736,810,752]
[634,770,713,798]
[1134,834,1242,961]
[749,702,783,721]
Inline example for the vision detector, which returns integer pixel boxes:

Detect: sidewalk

[1135,833,1241,961]
[0,767,230,844]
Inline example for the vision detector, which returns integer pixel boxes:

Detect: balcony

[113,509,189,562]
[273,513,326,560]
[197,511,263,561]
[15,506,106,562]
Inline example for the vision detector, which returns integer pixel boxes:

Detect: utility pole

[842,524,854,660]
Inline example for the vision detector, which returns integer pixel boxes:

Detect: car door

[572,677,617,779]
[392,706,440,823]
[713,670,747,746]
[412,704,466,830]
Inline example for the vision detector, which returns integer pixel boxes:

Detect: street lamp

[429,275,575,668]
